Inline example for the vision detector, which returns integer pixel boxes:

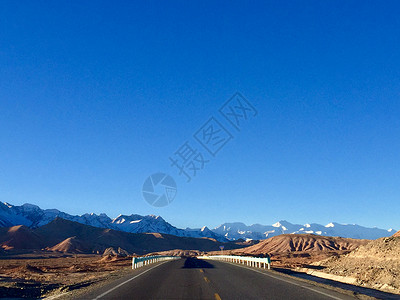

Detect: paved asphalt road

[82,258,356,300]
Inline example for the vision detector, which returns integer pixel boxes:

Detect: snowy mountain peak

[0,202,12,211]
[113,214,122,219]
[201,226,209,232]
[325,222,335,228]
[115,218,126,224]
[272,220,292,230]
[272,221,282,227]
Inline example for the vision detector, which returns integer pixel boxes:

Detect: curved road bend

[82,257,357,300]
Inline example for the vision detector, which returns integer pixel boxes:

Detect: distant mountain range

[0,218,248,254]
[214,221,395,240]
[0,202,395,241]
[0,202,224,241]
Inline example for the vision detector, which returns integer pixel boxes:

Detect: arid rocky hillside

[46,237,91,253]
[316,234,400,294]
[0,225,44,250]
[230,234,367,255]
[213,234,369,268]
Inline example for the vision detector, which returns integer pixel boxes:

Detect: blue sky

[1,1,400,230]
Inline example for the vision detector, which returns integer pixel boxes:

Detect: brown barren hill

[0,225,44,250]
[47,236,91,253]
[231,234,368,256]
[221,234,370,269]
[393,230,400,237]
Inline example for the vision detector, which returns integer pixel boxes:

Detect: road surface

[81,258,356,300]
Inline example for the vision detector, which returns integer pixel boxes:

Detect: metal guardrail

[198,255,271,269]
[132,255,181,269]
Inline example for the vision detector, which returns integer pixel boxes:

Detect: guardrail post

[132,257,136,269]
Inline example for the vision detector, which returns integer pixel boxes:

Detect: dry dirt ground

[0,252,132,298]
[314,236,400,295]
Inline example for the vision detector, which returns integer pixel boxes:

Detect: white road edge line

[44,292,69,300]
[221,261,345,300]
[93,261,168,299]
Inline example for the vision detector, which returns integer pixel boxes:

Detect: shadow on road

[182,257,215,269]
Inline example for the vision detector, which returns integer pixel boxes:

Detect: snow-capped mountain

[213,220,396,240]
[0,202,227,242]
[0,202,113,228]
[0,202,395,241]
[109,214,223,240]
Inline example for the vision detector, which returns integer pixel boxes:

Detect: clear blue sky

[1,1,400,230]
